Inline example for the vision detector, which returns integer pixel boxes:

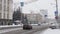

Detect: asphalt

[1,25,49,34]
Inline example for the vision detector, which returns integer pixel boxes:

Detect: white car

[49,22,59,29]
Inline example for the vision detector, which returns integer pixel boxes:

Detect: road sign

[55,11,58,16]
[55,11,58,14]
[44,15,47,17]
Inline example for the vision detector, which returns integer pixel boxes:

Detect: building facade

[25,12,43,24]
[0,0,13,25]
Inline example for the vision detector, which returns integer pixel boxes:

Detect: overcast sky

[13,0,60,19]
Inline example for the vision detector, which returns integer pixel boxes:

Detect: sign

[55,11,58,14]
[44,15,47,17]
[55,11,58,16]
[20,2,24,7]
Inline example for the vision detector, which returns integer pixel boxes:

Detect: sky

[13,0,60,19]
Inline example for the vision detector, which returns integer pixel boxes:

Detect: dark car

[23,24,32,30]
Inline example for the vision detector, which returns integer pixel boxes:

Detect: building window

[7,13,9,19]
[7,0,9,5]
[0,0,2,2]
[4,0,6,4]
[0,0,2,10]
[4,5,6,11]
[0,4,2,10]
[0,13,2,19]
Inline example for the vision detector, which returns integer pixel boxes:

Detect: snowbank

[42,28,60,34]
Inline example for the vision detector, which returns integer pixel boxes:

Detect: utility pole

[55,0,58,19]
[56,0,58,14]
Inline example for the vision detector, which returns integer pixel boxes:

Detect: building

[25,12,43,24]
[40,9,48,17]
[0,0,13,25]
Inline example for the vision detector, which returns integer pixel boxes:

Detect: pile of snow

[42,28,60,34]
[30,24,38,26]
[0,24,23,29]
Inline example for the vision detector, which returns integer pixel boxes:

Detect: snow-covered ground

[0,25,22,34]
[42,28,60,34]
[0,28,22,34]
[34,28,60,34]
[30,24,38,26]
[0,24,23,30]
[0,24,23,27]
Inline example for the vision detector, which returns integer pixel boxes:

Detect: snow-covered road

[34,28,60,34]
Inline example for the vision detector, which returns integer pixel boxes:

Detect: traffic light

[55,16,58,19]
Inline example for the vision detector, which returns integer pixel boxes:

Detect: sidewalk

[0,25,23,30]
[0,28,22,34]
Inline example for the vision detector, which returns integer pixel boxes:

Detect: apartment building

[0,0,13,25]
[25,12,43,24]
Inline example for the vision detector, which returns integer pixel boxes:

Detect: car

[38,24,41,26]
[23,24,32,30]
[49,23,59,29]
[38,22,42,26]
[49,23,56,29]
